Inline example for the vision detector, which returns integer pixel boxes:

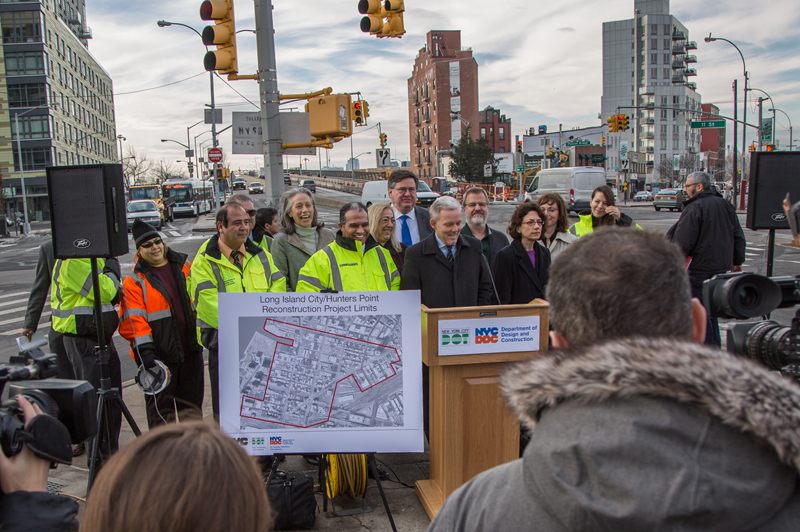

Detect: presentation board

[218,291,424,455]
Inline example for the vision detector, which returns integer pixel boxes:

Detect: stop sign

[208,147,223,163]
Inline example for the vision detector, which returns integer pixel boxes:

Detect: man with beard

[459,187,509,268]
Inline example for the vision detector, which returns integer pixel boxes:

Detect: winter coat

[491,239,550,304]
[569,211,639,237]
[430,338,800,532]
[271,226,336,290]
[542,230,577,261]
[668,189,746,274]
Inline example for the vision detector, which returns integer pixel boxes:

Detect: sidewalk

[47,373,433,531]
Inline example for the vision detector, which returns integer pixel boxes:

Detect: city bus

[162,178,214,217]
[128,184,174,222]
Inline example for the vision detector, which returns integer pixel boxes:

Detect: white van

[523,167,607,213]
[361,180,440,208]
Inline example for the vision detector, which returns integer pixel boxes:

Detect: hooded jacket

[429,338,800,532]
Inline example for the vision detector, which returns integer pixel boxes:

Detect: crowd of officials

[4,168,761,531]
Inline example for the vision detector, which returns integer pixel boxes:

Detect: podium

[415,300,549,520]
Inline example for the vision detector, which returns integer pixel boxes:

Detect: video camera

[0,332,97,458]
[704,273,800,374]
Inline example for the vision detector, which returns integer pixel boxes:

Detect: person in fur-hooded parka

[429,337,800,532]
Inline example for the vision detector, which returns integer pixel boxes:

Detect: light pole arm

[161,138,190,149]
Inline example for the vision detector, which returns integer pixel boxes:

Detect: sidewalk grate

[46,479,68,494]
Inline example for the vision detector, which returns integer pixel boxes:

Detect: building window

[661,95,668,105]
[664,24,670,34]
[650,68,657,79]
[660,124,667,135]
[664,39,670,49]
[650,38,657,49]
[8,83,47,107]
[12,145,52,171]
[673,95,680,104]
[498,127,505,140]
[664,53,669,63]
[663,68,670,78]
[673,139,679,149]
[10,115,50,139]
[1,11,42,43]
[661,110,668,120]
[651,53,658,63]
[489,127,493,136]
[661,139,667,149]
[480,127,486,139]
[651,24,658,35]
[5,52,46,75]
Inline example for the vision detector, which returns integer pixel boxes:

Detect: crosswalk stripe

[0,291,29,300]
[0,305,31,315]
[0,298,43,309]
[0,311,49,328]
[0,322,49,336]
[168,230,180,237]
[745,252,760,256]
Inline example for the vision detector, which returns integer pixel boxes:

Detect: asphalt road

[1,188,798,382]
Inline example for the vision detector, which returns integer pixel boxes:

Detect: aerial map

[238,315,404,430]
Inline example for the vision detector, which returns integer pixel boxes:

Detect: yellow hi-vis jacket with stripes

[187,235,286,351]
[51,258,121,341]
[296,233,400,292]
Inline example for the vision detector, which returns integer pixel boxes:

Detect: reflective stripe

[134,276,148,308]
[147,309,172,321]
[374,249,392,289]
[297,274,324,290]
[197,318,215,330]
[323,247,343,292]
[55,304,115,318]
[390,270,400,282]
[121,308,147,320]
[270,270,285,282]
[133,335,154,346]
[193,281,217,305]
[209,262,226,293]
[258,252,271,276]
[79,273,94,298]
[53,260,64,310]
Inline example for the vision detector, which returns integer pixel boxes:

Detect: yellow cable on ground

[324,453,367,498]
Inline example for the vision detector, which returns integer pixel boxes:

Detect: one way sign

[376,148,391,168]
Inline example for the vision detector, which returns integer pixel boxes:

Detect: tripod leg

[116,395,142,437]
[367,454,397,532]
[87,393,106,490]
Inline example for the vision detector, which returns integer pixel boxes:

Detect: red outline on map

[239,318,401,428]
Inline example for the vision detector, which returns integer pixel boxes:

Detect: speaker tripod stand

[86,258,141,491]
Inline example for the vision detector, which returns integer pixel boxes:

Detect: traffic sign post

[690,120,725,129]
[208,147,223,163]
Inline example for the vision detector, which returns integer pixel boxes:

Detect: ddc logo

[475,327,499,344]
[270,436,282,446]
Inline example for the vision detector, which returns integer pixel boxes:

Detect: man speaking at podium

[429,229,800,531]
[401,196,494,439]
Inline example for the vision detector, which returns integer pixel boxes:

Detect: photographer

[0,396,79,532]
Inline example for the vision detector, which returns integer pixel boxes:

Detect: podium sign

[438,316,540,356]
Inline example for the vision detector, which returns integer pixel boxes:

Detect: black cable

[375,458,415,490]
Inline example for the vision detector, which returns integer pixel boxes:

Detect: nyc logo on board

[441,327,470,346]
[475,327,499,344]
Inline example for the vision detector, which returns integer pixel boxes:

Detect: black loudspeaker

[47,164,129,259]
[746,152,800,231]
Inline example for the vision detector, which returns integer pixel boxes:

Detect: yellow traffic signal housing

[358,0,386,34]
[352,100,365,126]
[601,135,606,146]
[362,101,370,119]
[200,0,238,75]
[619,114,629,131]
[380,132,387,147]
[607,115,618,133]
[383,0,405,37]
[547,146,553,157]
[305,93,353,139]
[748,144,756,153]
[765,144,776,152]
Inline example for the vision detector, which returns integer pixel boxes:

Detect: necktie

[230,250,243,271]
[400,215,412,246]
[446,245,454,265]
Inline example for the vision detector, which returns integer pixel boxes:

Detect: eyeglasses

[394,187,416,195]
[684,183,698,189]
[465,202,488,209]
[521,220,544,226]
[140,238,163,249]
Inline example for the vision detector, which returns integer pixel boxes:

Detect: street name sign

[565,140,591,146]
[691,120,725,129]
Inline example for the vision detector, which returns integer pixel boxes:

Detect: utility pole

[255,0,283,207]
[208,72,220,211]
[757,97,763,151]
[732,80,738,208]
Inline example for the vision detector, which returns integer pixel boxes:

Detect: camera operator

[0,396,78,532]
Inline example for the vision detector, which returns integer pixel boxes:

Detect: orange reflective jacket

[118,248,200,363]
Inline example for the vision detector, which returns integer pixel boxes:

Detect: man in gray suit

[388,169,433,246]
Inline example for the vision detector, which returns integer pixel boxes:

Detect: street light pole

[770,108,793,151]
[186,119,203,177]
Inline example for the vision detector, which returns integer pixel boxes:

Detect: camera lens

[736,285,758,308]
[745,321,793,371]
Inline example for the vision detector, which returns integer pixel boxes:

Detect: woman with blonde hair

[271,188,335,290]
[82,421,272,532]
[368,202,407,273]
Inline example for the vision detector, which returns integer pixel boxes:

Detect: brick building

[700,103,725,180]
[408,30,478,180]
[478,106,511,153]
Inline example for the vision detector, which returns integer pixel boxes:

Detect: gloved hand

[136,346,158,369]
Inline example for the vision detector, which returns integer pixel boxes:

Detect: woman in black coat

[492,202,551,305]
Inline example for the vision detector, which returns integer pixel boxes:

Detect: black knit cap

[132,219,160,248]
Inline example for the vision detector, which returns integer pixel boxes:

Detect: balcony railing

[414,136,421,147]
[672,31,686,41]
[685,40,697,50]
[672,73,687,83]
[423,113,431,123]
[672,45,685,55]
[672,59,685,69]
[685,68,697,77]
[421,91,430,102]
[684,54,697,63]
[643,118,655,125]
[686,81,697,90]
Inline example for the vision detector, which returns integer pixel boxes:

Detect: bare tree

[123,147,153,186]
[656,153,700,187]
[151,160,186,184]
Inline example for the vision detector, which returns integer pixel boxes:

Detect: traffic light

[200,0,238,75]
[362,101,370,120]
[516,141,522,153]
[601,135,606,146]
[547,146,553,157]
[765,144,776,152]
[380,133,387,147]
[607,115,618,133]
[619,114,629,131]
[305,93,353,139]
[352,100,365,126]
[358,0,385,35]
[748,144,756,153]
[383,0,405,37]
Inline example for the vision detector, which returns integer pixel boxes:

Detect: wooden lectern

[415,300,549,520]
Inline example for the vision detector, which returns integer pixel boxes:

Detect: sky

[86,0,800,174]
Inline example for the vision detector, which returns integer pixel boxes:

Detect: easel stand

[415,301,549,519]
[86,258,141,490]
[319,453,398,532]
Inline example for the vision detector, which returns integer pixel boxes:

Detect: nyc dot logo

[269,436,282,446]
[475,327,499,344]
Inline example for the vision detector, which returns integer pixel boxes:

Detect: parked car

[284,174,292,186]
[300,179,317,193]
[361,180,440,208]
[248,182,264,194]
[633,191,654,202]
[127,200,162,231]
[523,167,607,213]
[653,189,687,212]
[232,178,247,191]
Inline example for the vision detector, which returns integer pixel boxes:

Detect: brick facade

[478,106,511,153]
[700,103,726,180]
